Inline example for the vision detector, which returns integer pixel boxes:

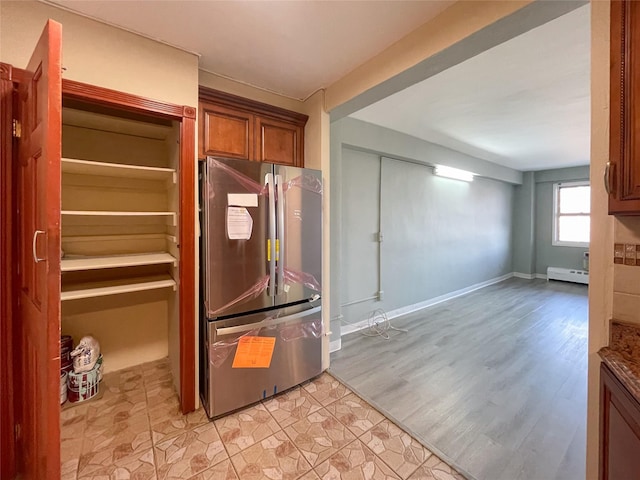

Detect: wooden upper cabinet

[609,0,640,214]
[198,86,308,167]
[200,103,253,160]
[255,115,303,166]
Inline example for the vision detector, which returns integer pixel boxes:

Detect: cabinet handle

[604,162,611,195]
[32,230,45,263]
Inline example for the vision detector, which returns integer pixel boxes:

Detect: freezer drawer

[204,305,323,418]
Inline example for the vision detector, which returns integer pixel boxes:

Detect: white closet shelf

[62,233,169,243]
[61,252,177,272]
[61,274,176,301]
[62,210,175,216]
[63,107,172,140]
[62,158,176,182]
[62,210,177,224]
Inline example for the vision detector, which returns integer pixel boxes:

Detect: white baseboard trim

[340,272,514,337]
[384,272,513,320]
[340,319,372,337]
[513,272,535,279]
[513,272,547,280]
[329,338,342,353]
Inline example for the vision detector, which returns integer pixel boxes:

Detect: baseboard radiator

[546,267,589,285]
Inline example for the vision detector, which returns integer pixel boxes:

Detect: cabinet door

[609,0,640,214]
[199,102,254,160]
[255,116,303,167]
[17,19,62,480]
[600,364,640,480]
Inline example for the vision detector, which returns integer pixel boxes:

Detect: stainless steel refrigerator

[199,156,323,418]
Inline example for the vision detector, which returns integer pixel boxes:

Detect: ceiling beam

[327,0,587,121]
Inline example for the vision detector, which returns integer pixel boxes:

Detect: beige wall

[0,0,198,107]
[62,293,171,373]
[302,90,331,367]
[587,2,614,478]
[301,90,328,172]
[199,70,305,113]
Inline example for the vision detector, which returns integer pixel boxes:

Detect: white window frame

[552,180,590,248]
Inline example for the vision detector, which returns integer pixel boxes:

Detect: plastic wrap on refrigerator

[209,315,323,368]
[207,158,267,197]
[209,275,270,317]
[282,174,323,195]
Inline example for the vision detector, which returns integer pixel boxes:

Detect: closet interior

[60,99,182,392]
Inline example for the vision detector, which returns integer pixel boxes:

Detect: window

[553,181,590,247]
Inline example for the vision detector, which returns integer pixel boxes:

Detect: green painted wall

[331,118,515,330]
[512,172,536,275]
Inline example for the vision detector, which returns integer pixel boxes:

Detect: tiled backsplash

[614,243,640,265]
[613,218,640,324]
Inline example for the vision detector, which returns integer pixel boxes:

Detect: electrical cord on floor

[340,309,408,340]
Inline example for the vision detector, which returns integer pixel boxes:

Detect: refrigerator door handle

[203,161,213,308]
[275,174,285,295]
[215,306,321,336]
[266,173,276,297]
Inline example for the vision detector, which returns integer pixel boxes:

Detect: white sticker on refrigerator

[226,207,253,240]
[228,193,258,207]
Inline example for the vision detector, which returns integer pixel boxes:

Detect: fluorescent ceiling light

[434,165,474,182]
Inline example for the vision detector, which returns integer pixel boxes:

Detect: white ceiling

[350,4,591,172]
[47,0,453,100]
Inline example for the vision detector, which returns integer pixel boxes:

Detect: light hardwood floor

[329,278,588,480]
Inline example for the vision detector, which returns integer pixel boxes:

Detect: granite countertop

[599,321,640,404]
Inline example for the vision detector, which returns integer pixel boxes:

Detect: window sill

[552,241,589,248]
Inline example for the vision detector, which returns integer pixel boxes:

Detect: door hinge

[12,119,21,138]
[14,423,21,441]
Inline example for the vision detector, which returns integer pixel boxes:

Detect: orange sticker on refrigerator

[232,336,276,368]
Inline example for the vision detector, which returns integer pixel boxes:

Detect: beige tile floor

[61,358,465,480]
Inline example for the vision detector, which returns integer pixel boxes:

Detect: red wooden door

[17,19,62,480]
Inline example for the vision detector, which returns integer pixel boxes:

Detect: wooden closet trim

[178,111,196,413]
[9,69,197,413]
[64,80,197,120]
[64,80,197,412]
[0,61,17,480]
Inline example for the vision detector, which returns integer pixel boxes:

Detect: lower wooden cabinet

[198,86,308,167]
[600,363,640,479]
